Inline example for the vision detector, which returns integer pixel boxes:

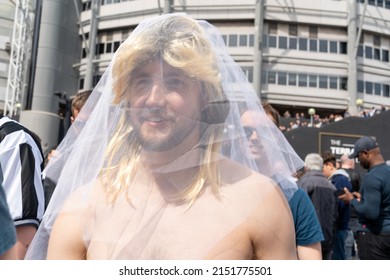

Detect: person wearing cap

[339,136,390,259]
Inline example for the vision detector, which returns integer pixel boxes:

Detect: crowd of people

[280,105,389,132]
[1,13,389,260]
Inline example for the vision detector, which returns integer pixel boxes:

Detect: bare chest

[85,196,253,260]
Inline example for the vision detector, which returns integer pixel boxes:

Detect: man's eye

[164,78,185,89]
[134,79,151,90]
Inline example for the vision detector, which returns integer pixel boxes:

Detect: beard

[133,113,199,152]
[135,127,180,151]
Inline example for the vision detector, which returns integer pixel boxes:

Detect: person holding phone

[339,136,390,260]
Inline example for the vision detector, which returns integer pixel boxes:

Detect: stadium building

[1,0,390,150]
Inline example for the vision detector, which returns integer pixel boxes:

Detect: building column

[347,0,358,115]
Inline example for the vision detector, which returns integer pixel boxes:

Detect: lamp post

[356,98,364,114]
[308,108,316,127]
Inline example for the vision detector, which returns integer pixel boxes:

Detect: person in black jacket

[298,153,338,260]
[340,136,390,259]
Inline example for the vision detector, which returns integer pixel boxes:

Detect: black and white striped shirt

[0,117,44,228]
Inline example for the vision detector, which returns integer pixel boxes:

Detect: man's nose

[145,79,166,107]
[249,130,258,140]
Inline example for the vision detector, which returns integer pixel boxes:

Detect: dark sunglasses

[243,126,256,139]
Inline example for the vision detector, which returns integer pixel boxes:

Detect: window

[319,40,328,53]
[366,81,373,94]
[309,75,317,87]
[374,48,381,60]
[357,80,364,93]
[374,83,381,95]
[98,43,105,55]
[288,73,297,86]
[229,34,238,47]
[239,35,248,47]
[106,42,112,53]
[289,37,297,49]
[384,84,390,97]
[299,38,307,51]
[262,34,268,48]
[329,77,338,89]
[268,71,276,84]
[357,45,364,57]
[261,71,266,84]
[93,75,102,87]
[340,42,347,54]
[340,77,348,90]
[242,67,253,83]
[278,72,287,85]
[95,44,99,55]
[386,0,390,9]
[222,35,227,45]
[82,1,91,11]
[249,34,254,47]
[330,41,338,53]
[298,74,307,87]
[279,36,288,49]
[268,35,277,48]
[79,78,84,90]
[365,46,373,59]
[319,76,328,88]
[382,49,389,62]
[309,39,317,51]
[114,41,120,52]
[247,68,253,83]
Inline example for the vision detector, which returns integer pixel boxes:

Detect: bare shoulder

[47,179,103,259]
[218,158,284,203]
[217,159,296,259]
[59,178,104,212]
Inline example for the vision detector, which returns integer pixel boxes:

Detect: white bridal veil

[26,13,303,260]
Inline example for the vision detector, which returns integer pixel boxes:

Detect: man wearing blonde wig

[26,14,303,260]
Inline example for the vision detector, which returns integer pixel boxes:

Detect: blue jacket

[329,169,352,231]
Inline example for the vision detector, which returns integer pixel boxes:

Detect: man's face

[127,59,203,152]
[71,109,79,124]
[357,151,370,169]
[322,162,333,178]
[240,110,268,163]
